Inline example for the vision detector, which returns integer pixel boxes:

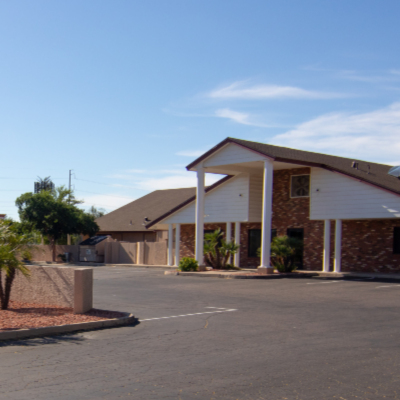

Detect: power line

[75,190,134,200]
[74,177,137,189]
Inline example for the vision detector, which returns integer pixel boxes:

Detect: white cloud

[209,81,345,100]
[176,150,206,157]
[215,108,269,127]
[271,102,400,162]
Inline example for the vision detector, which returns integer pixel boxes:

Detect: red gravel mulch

[0,301,127,331]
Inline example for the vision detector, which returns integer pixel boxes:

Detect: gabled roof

[96,187,198,232]
[186,137,400,196]
[96,177,232,232]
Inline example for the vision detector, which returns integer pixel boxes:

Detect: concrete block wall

[104,241,167,265]
[7,265,93,313]
[30,245,80,262]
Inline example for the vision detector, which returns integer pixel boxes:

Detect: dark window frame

[290,174,310,198]
[248,228,277,258]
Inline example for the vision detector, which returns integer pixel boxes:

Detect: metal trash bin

[64,252,70,263]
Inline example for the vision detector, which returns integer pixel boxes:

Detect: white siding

[248,174,263,222]
[310,168,400,220]
[162,174,250,224]
[203,143,266,167]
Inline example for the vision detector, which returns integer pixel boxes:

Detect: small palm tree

[0,221,33,310]
[265,235,303,273]
[204,229,240,269]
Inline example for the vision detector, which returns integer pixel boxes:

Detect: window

[394,227,400,254]
[248,229,277,257]
[291,175,310,198]
[287,228,304,269]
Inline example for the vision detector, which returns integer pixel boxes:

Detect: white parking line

[140,308,237,322]
[306,281,342,285]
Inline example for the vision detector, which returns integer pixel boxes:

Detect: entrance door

[287,228,304,269]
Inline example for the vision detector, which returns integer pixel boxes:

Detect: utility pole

[67,169,72,245]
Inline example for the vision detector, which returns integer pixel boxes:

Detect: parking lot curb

[176,272,319,279]
[0,312,136,342]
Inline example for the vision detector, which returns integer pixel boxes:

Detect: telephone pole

[67,169,72,245]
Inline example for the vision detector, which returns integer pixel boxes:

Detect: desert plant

[257,235,303,273]
[0,221,33,310]
[204,229,239,269]
[178,257,199,271]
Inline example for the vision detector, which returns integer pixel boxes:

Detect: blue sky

[1,0,400,220]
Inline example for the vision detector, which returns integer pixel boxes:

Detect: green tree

[204,229,240,269]
[0,221,33,310]
[16,186,99,261]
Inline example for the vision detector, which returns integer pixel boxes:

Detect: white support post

[167,224,173,266]
[334,219,342,273]
[234,222,240,268]
[175,223,181,267]
[195,165,205,266]
[226,222,232,265]
[259,159,274,272]
[226,222,232,243]
[323,220,331,272]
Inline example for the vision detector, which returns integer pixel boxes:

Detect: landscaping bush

[257,235,303,273]
[204,229,239,269]
[178,257,199,272]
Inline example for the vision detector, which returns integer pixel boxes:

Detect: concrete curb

[0,312,136,342]
[176,271,319,279]
[27,262,176,269]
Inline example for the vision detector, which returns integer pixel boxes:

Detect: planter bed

[0,301,125,331]
[0,301,136,341]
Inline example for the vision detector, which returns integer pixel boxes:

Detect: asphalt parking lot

[1,267,400,400]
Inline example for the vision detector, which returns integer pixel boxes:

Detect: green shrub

[178,257,199,272]
[258,235,303,273]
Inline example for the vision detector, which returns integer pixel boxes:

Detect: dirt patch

[0,301,126,331]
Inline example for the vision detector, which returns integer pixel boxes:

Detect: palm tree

[204,229,240,269]
[267,235,303,273]
[0,221,33,310]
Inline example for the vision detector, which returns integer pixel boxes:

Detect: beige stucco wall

[103,241,167,265]
[30,245,80,262]
[9,265,74,307]
[7,265,93,313]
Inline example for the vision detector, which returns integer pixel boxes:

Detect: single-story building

[145,137,400,273]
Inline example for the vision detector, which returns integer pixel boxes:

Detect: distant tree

[34,176,55,193]
[87,206,107,219]
[16,186,99,261]
[0,221,33,310]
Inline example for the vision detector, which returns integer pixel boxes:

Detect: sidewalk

[170,270,400,280]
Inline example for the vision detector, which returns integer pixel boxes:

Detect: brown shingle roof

[96,187,197,232]
[186,137,400,196]
[97,176,232,232]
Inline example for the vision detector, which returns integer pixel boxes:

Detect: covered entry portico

[186,143,342,273]
[147,138,400,273]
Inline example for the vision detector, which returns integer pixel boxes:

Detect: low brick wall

[6,265,93,313]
